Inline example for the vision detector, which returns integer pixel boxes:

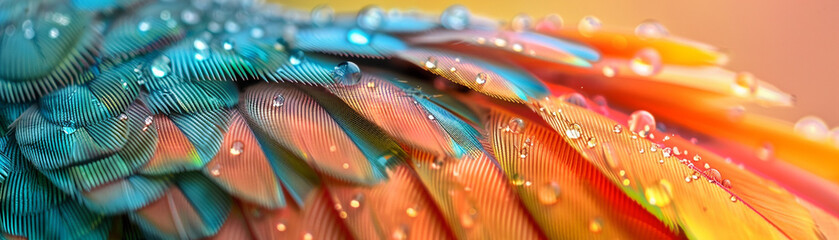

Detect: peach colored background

[276,0,839,126]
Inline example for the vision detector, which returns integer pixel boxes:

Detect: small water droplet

[730,195,738,202]
[424,57,438,69]
[634,20,669,38]
[151,55,172,78]
[138,21,151,32]
[612,124,623,133]
[276,222,287,232]
[511,14,532,32]
[756,142,774,161]
[658,159,665,164]
[229,141,244,156]
[311,5,335,27]
[61,125,77,135]
[510,173,526,186]
[441,5,470,30]
[630,48,662,76]
[586,137,597,148]
[142,116,153,131]
[537,181,561,205]
[118,114,128,121]
[48,28,59,39]
[723,179,733,189]
[210,164,221,176]
[578,16,602,37]
[794,116,829,140]
[685,176,692,183]
[288,50,304,65]
[350,193,364,208]
[357,5,385,31]
[406,207,418,217]
[732,72,757,96]
[588,217,603,233]
[347,28,370,45]
[602,65,617,77]
[693,155,702,162]
[493,38,507,47]
[475,72,488,85]
[303,233,313,240]
[645,179,673,207]
[565,123,582,139]
[332,61,363,85]
[427,114,435,120]
[272,94,285,107]
[511,43,524,52]
[181,9,200,24]
[224,20,240,33]
[222,40,234,50]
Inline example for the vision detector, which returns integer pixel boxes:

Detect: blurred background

[277,0,839,126]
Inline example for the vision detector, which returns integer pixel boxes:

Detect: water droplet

[210,164,221,176]
[366,81,376,88]
[634,20,669,38]
[732,72,757,96]
[61,125,77,134]
[658,159,665,164]
[181,9,200,24]
[612,124,623,133]
[276,222,287,232]
[288,50,304,65]
[630,48,662,76]
[460,211,476,229]
[392,225,409,240]
[511,14,533,32]
[250,27,264,38]
[48,28,59,39]
[602,65,617,77]
[705,168,721,183]
[138,21,151,32]
[406,207,418,217]
[332,61,363,85]
[493,38,507,47]
[586,137,597,148]
[222,40,234,50]
[756,142,774,161]
[357,5,385,31]
[229,141,244,156]
[589,217,603,233]
[511,43,524,52]
[272,94,285,107]
[303,233,313,240]
[150,55,172,78]
[562,93,589,109]
[794,116,829,140]
[350,193,363,208]
[723,179,732,189]
[565,123,582,139]
[578,16,602,37]
[441,5,470,30]
[118,114,128,121]
[693,155,702,162]
[224,20,240,33]
[684,176,692,183]
[475,72,488,85]
[347,28,370,45]
[142,116,154,131]
[532,181,561,205]
[511,173,526,186]
[645,179,673,207]
[730,196,738,202]
[504,118,526,133]
[424,57,438,69]
[311,5,334,27]
[602,143,620,170]
[536,14,564,31]
[427,114,435,120]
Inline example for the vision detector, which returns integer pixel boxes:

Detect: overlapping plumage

[0,0,837,239]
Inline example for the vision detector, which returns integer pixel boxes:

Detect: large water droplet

[644,179,673,207]
[630,48,662,76]
[150,55,172,78]
[511,14,532,32]
[311,5,334,27]
[794,116,829,140]
[504,118,526,133]
[441,5,470,30]
[332,61,362,85]
[357,6,385,31]
[628,110,656,136]
[634,20,669,38]
[537,181,561,205]
[229,141,244,156]
[578,16,602,37]
[565,123,582,139]
[347,28,370,45]
[705,168,721,183]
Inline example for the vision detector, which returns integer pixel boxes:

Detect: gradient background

[278,0,839,126]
